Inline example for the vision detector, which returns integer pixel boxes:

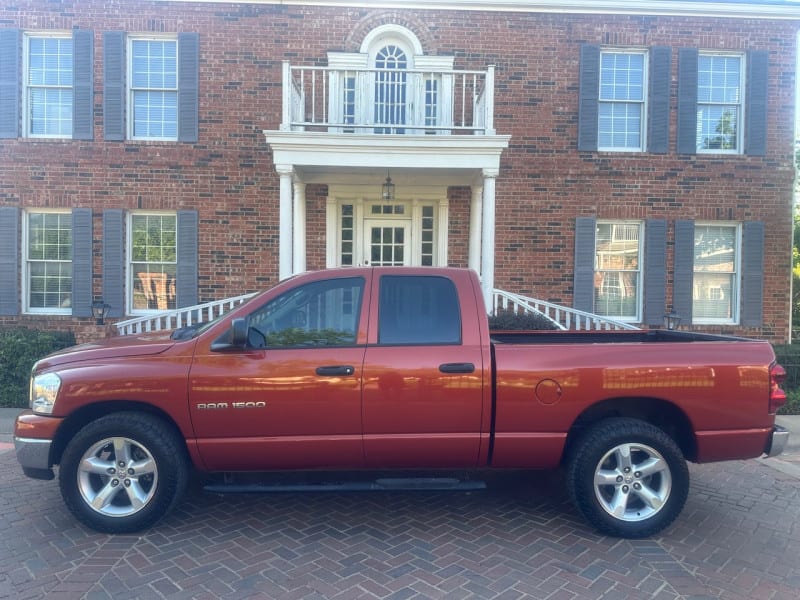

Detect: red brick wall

[0,1,796,342]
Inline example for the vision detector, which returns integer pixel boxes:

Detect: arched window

[374,44,408,133]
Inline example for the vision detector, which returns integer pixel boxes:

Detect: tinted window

[379,276,461,344]
[248,277,364,348]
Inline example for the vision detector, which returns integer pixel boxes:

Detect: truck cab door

[362,271,487,468]
[188,275,368,471]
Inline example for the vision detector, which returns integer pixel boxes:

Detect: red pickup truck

[14,267,789,538]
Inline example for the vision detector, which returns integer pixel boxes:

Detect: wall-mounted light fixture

[381,171,395,201]
[92,300,111,325]
[663,311,682,331]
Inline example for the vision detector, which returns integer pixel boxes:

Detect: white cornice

[156,1,800,20]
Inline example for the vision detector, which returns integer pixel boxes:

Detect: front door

[364,219,410,266]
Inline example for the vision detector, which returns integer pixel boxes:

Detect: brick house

[0,0,797,342]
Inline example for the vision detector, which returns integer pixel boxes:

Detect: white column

[480,169,498,313]
[277,165,294,280]
[468,184,483,274]
[293,180,306,274]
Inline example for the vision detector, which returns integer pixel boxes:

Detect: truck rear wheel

[59,412,188,533]
[566,417,689,538]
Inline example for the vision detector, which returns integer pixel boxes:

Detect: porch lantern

[663,311,682,331]
[381,172,395,201]
[92,300,111,326]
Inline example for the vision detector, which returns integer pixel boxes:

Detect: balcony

[279,62,496,135]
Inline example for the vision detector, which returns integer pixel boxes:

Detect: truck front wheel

[59,412,188,533]
[566,418,689,538]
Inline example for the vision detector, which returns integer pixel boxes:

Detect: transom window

[129,213,177,312]
[25,34,73,137]
[693,223,740,323]
[697,54,743,153]
[598,51,646,151]
[129,37,178,140]
[594,221,642,320]
[25,211,72,313]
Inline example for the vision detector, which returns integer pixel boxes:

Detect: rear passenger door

[362,272,486,468]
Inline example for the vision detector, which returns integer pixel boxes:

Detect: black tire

[565,417,689,538]
[59,412,189,533]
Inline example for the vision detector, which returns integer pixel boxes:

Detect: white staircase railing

[492,289,639,331]
[115,293,257,336]
[115,289,638,336]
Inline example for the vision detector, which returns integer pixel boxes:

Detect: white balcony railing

[114,293,257,336]
[115,289,637,336]
[492,290,640,331]
[280,62,495,135]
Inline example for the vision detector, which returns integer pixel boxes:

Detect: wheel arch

[564,397,697,463]
[51,401,188,467]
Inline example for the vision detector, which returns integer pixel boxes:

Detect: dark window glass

[378,276,461,344]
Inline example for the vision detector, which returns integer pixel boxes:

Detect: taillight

[769,363,787,414]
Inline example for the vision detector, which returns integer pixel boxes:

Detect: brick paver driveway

[1,446,799,600]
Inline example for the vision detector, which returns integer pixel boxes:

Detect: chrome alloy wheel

[593,442,672,522]
[77,437,159,518]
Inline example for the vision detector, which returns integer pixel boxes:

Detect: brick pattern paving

[1,446,799,600]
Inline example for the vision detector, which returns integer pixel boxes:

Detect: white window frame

[23,31,73,139]
[126,211,178,315]
[598,49,648,152]
[692,222,741,325]
[593,220,643,322]
[696,52,745,155]
[127,34,179,141]
[22,209,73,315]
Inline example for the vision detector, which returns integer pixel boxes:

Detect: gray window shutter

[677,48,698,155]
[741,221,764,327]
[0,29,20,139]
[745,51,768,157]
[673,220,695,324]
[573,216,596,313]
[176,210,199,308]
[0,207,19,315]
[647,47,671,154]
[578,44,600,152]
[643,220,667,326]
[72,29,94,140]
[103,32,125,141]
[102,209,125,318]
[71,208,93,317]
[177,33,199,143]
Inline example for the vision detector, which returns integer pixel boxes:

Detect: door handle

[315,365,355,376]
[439,363,475,374]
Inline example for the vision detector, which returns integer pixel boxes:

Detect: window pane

[693,225,737,321]
[697,106,738,151]
[130,214,178,311]
[600,53,644,101]
[598,102,641,149]
[247,278,364,348]
[594,223,641,319]
[27,213,72,310]
[698,55,741,103]
[378,276,461,344]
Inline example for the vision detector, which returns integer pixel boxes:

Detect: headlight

[30,373,61,415]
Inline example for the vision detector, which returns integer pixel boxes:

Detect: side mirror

[210,318,249,351]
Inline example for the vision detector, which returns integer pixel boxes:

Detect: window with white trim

[24,211,72,313]
[693,223,740,323]
[128,36,178,140]
[697,53,743,153]
[24,33,73,138]
[594,221,642,320]
[598,50,647,151]
[128,213,177,312]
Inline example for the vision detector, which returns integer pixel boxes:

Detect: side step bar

[204,477,486,493]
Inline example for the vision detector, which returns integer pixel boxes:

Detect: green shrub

[0,328,76,408]
[488,311,560,331]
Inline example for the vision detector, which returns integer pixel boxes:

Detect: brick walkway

[1,446,799,600]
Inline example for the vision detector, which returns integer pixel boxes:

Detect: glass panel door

[364,219,410,266]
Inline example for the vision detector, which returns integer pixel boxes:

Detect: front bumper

[764,425,790,458]
[13,411,63,480]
